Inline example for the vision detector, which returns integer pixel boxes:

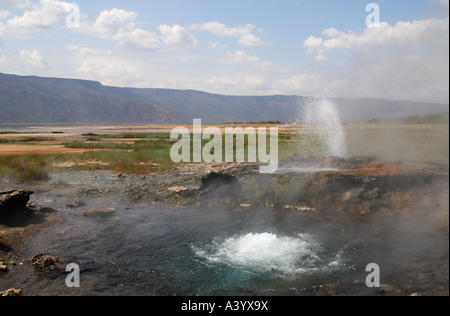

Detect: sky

[0,0,449,103]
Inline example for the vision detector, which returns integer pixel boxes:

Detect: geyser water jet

[299,97,347,158]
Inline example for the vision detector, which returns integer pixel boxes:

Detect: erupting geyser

[299,97,347,158]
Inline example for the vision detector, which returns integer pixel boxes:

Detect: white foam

[192,233,322,275]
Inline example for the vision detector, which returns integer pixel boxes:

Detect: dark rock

[0,190,34,220]
[201,172,238,188]
[29,253,64,271]
[199,172,241,200]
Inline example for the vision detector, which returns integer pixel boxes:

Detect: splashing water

[192,233,324,275]
[300,97,347,158]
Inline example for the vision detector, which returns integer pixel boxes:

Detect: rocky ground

[1,155,449,296]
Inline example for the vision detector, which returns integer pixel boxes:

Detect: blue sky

[0,0,448,103]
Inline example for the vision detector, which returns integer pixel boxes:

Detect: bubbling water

[300,97,347,158]
[192,233,324,275]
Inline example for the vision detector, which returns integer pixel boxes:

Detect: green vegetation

[1,122,448,183]
[0,131,37,135]
[0,155,50,182]
[63,141,133,150]
[0,137,56,144]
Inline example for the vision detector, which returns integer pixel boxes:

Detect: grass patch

[1,123,447,179]
[96,132,172,140]
[0,137,56,144]
[0,155,50,182]
[0,131,37,135]
[63,141,133,150]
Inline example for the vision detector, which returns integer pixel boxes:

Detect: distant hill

[106,86,301,124]
[0,73,183,125]
[0,73,448,125]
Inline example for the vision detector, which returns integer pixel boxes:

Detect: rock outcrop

[0,288,21,296]
[0,190,34,221]
[29,253,65,271]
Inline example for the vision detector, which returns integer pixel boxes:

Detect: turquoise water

[4,205,449,296]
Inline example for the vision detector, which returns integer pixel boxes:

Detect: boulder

[29,253,64,271]
[0,190,34,219]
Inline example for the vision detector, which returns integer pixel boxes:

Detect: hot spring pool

[3,205,448,296]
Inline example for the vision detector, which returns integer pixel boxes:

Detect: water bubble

[192,233,322,275]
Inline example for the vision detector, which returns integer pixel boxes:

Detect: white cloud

[238,33,266,46]
[0,21,6,41]
[76,60,140,83]
[20,49,48,70]
[274,73,328,96]
[0,0,31,9]
[226,50,260,64]
[6,0,75,32]
[208,41,226,49]
[91,9,198,51]
[192,21,253,37]
[190,21,268,46]
[115,27,161,51]
[93,8,137,38]
[65,45,114,57]
[297,16,449,103]
[303,17,449,62]
[0,10,12,20]
[0,48,6,64]
[158,24,198,46]
[92,8,161,51]
[207,74,267,92]
[223,50,287,72]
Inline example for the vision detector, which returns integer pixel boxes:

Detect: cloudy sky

[0,0,448,103]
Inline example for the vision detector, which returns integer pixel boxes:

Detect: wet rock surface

[82,207,117,217]
[0,190,34,221]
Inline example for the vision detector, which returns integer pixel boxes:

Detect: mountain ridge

[1,73,448,125]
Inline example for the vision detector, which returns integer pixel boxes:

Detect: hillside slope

[0,73,448,125]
